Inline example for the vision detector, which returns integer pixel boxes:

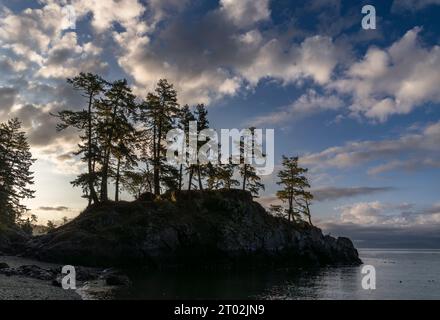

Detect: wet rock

[0,262,9,269]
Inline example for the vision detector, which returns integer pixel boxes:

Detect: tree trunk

[197,163,203,191]
[306,201,312,226]
[242,164,248,191]
[178,164,183,191]
[153,118,162,195]
[100,103,119,201]
[87,93,99,205]
[188,167,193,190]
[115,156,121,202]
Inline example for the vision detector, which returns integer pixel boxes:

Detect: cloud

[248,89,343,126]
[71,0,146,32]
[322,202,440,247]
[392,0,440,11]
[367,158,440,175]
[36,32,107,79]
[239,35,339,86]
[301,120,440,173]
[219,0,270,27]
[338,201,415,225]
[0,87,17,110]
[329,28,440,122]
[38,206,69,211]
[322,222,440,248]
[113,0,340,105]
[313,186,394,201]
[258,186,395,207]
[0,3,62,65]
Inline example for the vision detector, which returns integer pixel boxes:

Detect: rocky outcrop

[26,190,362,268]
[0,224,30,255]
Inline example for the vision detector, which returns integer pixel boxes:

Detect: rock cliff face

[26,190,362,268]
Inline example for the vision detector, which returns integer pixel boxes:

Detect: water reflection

[115,249,440,300]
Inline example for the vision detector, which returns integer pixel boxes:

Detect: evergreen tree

[140,79,179,195]
[177,105,195,191]
[239,128,264,196]
[121,168,154,199]
[192,104,209,190]
[96,79,137,201]
[0,119,35,225]
[55,73,107,205]
[275,156,311,223]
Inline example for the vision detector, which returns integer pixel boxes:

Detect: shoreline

[0,255,122,300]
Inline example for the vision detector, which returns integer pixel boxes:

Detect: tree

[55,73,107,205]
[239,128,264,196]
[140,79,179,195]
[96,79,137,201]
[241,164,265,196]
[0,119,35,225]
[121,168,153,199]
[294,186,314,226]
[177,105,195,191]
[192,104,209,191]
[46,220,56,232]
[275,156,311,223]
[206,161,239,190]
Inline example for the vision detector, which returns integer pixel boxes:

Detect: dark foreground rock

[26,190,362,268]
[0,225,30,255]
[0,263,99,282]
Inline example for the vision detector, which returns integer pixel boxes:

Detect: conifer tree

[177,105,195,191]
[276,156,311,223]
[193,104,209,191]
[55,73,107,205]
[0,119,35,225]
[96,79,137,201]
[239,128,264,196]
[140,79,179,195]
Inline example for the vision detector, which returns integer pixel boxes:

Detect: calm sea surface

[115,249,440,300]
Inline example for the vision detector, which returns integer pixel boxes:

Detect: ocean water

[116,249,440,300]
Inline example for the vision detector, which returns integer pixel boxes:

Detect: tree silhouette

[276,156,311,223]
[140,79,179,195]
[96,79,137,201]
[177,105,195,191]
[0,119,35,225]
[55,73,107,205]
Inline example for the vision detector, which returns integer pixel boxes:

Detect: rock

[0,262,9,269]
[52,278,62,287]
[0,264,56,281]
[0,224,30,255]
[99,268,131,286]
[105,274,131,286]
[26,190,362,268]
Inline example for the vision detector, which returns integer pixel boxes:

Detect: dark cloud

[322,222,440,249]
[11,103,77,147]
[38,206,69,211]
[56,153,75,161]
[313,186,395,201]
[0,87,18,110]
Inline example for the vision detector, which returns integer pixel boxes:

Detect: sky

[0,0,439,247]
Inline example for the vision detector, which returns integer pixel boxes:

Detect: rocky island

[24,190,361,269]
